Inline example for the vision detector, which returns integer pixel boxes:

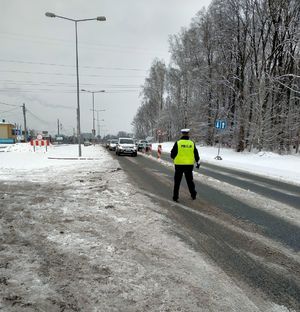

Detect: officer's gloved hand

[196,162,200,169]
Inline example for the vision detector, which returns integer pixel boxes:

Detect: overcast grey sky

[0,0,211,136]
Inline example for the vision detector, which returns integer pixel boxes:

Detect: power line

[0,69,145,79]
[0,80,141,88]
[0,107,19,114]
[0,79,92,87]
[0,101,19,107]
[26,108,56,125]
[0,59,149,72]
[0,32,168,58]
[105,90,140,93]
[0,88,140,94]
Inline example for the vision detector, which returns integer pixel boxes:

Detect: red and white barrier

[30,139,50,147]
[157,144,162,159]
[30,139,50,152]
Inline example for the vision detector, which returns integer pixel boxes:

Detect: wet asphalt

[110,149,300,311]
[155,151,300,210]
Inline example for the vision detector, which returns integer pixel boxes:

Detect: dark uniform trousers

[173,164,196,200]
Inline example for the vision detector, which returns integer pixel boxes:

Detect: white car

[108,139,118,151]
[116,138,137,156]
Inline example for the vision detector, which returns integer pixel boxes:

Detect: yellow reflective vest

[174,139,195,165]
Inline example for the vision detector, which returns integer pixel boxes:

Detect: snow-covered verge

[152,142,300,186]
[0,143,294,311]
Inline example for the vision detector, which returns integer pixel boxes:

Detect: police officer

[170,129,200,202]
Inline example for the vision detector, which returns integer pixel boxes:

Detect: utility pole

[92,92,95,139]
[22,103,27,142]
[94,109,105,139]
[97,110,100,138]
[100,126,108,139]
[81,89,105,143]
[57,119,60,135]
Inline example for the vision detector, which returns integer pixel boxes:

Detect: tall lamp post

[81,89,105,143]
[95,113,105,139]
[45,12,106,157]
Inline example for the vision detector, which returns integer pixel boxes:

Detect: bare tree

[133,0,300,154]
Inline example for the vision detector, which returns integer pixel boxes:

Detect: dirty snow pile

[0,143,294,311]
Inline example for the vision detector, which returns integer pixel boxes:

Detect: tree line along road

[112,150,300,311]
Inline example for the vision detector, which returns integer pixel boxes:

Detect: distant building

[0,120,16,144]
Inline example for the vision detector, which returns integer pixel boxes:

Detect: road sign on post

[214,120,227,160]
[215,120,226,130]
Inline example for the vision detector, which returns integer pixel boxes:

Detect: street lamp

[45,12,106,157]
[95,113,105,139]
[81,89,105,143]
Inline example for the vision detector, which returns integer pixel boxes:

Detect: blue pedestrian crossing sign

[215,120,226,129]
